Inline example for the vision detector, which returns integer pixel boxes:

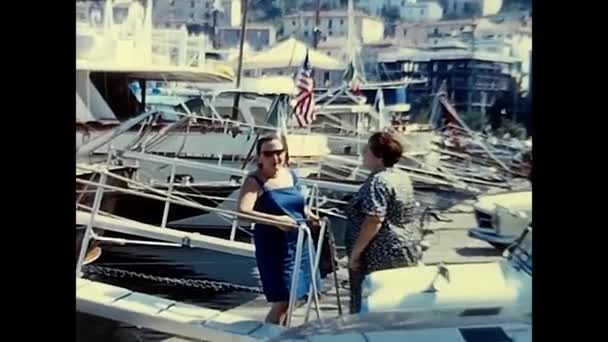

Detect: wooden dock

[77,278,285,342]
[222,270,351,328]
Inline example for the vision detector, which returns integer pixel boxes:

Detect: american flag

[291,50,317,127]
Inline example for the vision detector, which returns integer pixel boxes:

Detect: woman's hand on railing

[306,218,322,231]
[275,215,298,231]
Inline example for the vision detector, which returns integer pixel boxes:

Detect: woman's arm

[350,215,384,264]
[237,176,296,230]
[349,178,389,271]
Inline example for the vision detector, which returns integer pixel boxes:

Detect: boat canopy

[237,37,344,71]
[76,60,235,83]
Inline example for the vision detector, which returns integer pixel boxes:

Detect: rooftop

[219,23,275,31]
[283,10,383,22]
[396,19,477,29]
[378,47,520,64]
[397,18,532,37]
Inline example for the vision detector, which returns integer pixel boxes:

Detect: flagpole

[211,0,220,49]
[310,0,321,84]
[313,0,321,49]
[231,0,249,121]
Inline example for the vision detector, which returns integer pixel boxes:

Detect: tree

[249,0,282,20]
[380,5,401,36]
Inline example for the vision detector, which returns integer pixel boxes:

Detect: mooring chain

[82,265,262,294]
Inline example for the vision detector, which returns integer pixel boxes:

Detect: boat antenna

[231,0,249,121]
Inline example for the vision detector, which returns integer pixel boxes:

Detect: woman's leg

[266,301,289,325]
[348,268,365,314]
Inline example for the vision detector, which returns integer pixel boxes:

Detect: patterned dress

[345,167,422,313]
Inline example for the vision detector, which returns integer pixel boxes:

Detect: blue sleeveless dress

[251,169,320,302]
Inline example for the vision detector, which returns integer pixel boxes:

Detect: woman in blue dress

[237,134,320,325]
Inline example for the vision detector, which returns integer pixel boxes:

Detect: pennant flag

[265,94,290,135]
[343,61,362,96]
[373,88,387,129]
[290,50,317,127]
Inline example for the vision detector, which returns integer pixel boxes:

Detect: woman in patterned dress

[345,131,422,313]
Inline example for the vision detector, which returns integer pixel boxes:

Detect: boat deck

[79,209,507,341]
[77,277,284,342]
[221,211,503,326]
[223,269,351,327]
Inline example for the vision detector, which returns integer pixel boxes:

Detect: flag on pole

[290,50,317,127]
[373,88,386,130]
[343,61,362,96]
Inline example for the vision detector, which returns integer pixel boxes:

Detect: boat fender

[181,236,192,248]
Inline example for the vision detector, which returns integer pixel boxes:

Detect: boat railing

[77,147,357,247]
[76,147,329,326]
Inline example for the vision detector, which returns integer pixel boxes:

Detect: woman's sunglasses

[261,149,285,158]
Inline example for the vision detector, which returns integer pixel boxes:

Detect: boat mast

[231,0,249,121]
[347,0,354,66]
[313,0,321,49]
[347,0,362,154]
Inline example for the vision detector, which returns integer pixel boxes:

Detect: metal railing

[76,149,333,324]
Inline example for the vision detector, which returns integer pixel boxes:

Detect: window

[329,30,333,36]
[170,0,175,6]
[403,29,407,36]
[191,1,195,8]
[292,20,296,26]
[420,9,424,15]
[401,0,405,6]
[305,19,309,25]
[304,31,309,37]
[190,13,195,19]
[206,2,210,8]
[328,19,333,29]
[327,51,331,56]
[340,19,344,25]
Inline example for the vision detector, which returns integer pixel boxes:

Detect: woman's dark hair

[255,133,290,166]
[368,131,403,167]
